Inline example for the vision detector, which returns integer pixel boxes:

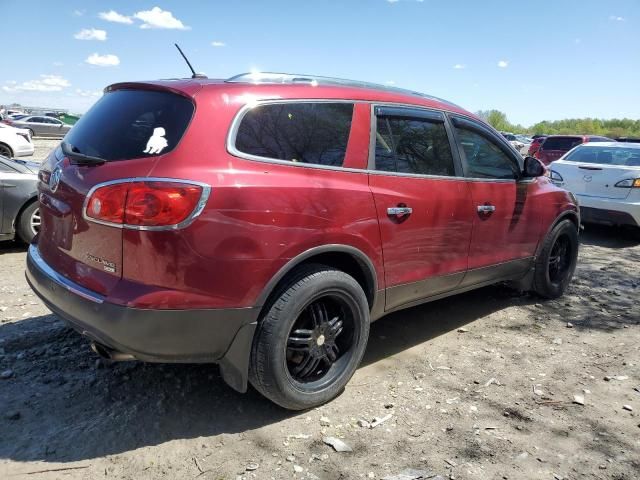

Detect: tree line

[476,110,640,139]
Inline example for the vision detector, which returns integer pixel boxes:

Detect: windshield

[63,89,194,161]
[565,146,640,166]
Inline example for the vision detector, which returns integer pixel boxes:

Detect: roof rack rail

[225,72,459,108]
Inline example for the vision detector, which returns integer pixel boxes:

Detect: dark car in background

[0,155,40,243]
[535,135,613,165]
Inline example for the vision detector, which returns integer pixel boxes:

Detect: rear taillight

[85,179,210,229]
[614,178,640,188]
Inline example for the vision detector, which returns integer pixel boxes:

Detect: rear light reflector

[84,179,210,229]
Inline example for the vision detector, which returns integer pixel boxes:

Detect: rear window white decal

[144,127,168,154]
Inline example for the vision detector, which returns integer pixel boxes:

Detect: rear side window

[375,115,455,176]
[234,102,354,167]
[565,146,640,166]
[63,89,194,161]
[542,137,582,151]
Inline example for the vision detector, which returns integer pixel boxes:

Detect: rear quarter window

[63,89,194,161]
[233,102,354,167]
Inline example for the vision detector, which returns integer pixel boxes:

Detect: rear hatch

[37,87,195,295]
[553,145,640,200]
[540,136,583,164]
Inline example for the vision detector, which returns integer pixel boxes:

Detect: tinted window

[63,89,194,161]
[235,103,353,167]
[565,146,640,166]
[542,137,582,151]
[375,115,455,176]
[455,127,520,180]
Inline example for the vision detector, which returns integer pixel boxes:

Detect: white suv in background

[550,142,640,231]
[0,123,35,157]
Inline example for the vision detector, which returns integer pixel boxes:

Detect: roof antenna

[174,43,207,79]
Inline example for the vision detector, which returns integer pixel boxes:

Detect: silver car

[0,155,39,243]
[9,115,72,138]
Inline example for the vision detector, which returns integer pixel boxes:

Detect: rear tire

[17,202,40,244]
[28,129,35,139]
[0,143,13,157]
[532,219,579,299]
[249,265,370,410]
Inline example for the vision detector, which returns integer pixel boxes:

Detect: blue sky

[1,0,638,125]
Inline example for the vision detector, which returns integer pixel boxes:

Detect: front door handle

[387,206,413,216]
[477,205,496,213]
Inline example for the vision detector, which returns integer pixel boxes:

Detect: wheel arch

[536,209,580,258]
[255,244,378,312]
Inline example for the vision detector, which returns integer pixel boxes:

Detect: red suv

[535,134,613,165]
[26,73,580,409]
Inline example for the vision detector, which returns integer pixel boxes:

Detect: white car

[0,123,35,157]
[549,142,640,230]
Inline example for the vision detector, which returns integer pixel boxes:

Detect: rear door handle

[387,206,413,216]
[477,205,496,213]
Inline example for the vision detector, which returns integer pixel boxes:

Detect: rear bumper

[576,195,640,227]
[26,244,259,389]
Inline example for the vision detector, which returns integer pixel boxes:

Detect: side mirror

[523,156,545,178]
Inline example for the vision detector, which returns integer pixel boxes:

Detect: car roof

[107,72,480,121]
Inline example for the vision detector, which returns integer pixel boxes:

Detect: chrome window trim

[29,244,104,304]
[226,98,526,183]
[82,177,211,231]
[226,99,357,171]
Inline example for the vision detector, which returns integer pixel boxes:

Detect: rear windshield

[542,136,582,151]
[564,146,640,166]
[63,89,194,161]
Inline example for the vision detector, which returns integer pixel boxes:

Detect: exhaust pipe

[91,341,135,362]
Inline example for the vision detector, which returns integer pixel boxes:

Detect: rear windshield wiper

[61,141,106,166]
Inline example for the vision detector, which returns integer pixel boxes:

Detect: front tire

[249,265,370,410]
[532,219,579,299]
[0,142,13,157]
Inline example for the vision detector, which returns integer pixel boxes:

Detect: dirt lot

[0,225,638,480]
[1,139,639,479]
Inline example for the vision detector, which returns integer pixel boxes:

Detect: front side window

[454,126,520,180]
[234,102,354,167]
[374,115,455,176]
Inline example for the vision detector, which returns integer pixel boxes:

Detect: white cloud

[453,64,466,69]
[99,10,133,24]
[85,53,120,67]
[134,7,189,30]
[211,41,226,47]
[387,0,400,3]
[74,28,107,41]
[497,60,509,68]
[2,75,71,93]
[52,61,64,67]
[385,80,396,85]
[609,15,625,21]
[73,9,85,17]
[75,89,103,98]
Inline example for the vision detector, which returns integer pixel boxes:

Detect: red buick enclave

[26,73,579,409]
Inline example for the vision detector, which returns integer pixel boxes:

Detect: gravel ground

[0,225,638,480]
[1,138,639,479]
